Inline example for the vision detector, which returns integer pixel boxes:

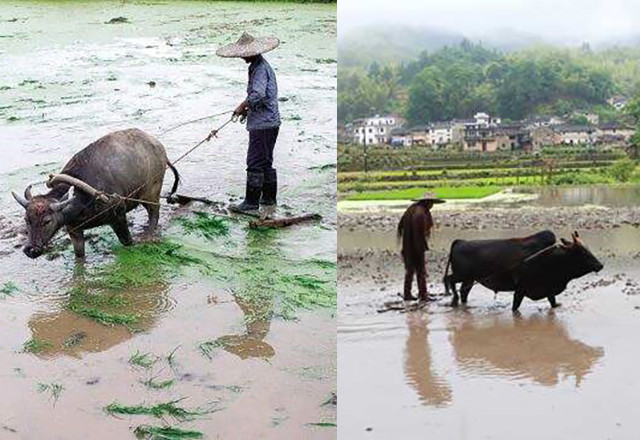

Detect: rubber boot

[229,171,263,214]
[260,169,277,206]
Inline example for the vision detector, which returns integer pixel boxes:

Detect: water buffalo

[444,230,603,311]
[12,128,179,259]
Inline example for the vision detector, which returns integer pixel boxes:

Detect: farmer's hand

[234,101,248,116]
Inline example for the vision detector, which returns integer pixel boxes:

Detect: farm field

[338,144,640,200]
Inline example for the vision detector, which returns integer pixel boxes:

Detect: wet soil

[338,200,640,439]
[0,2,336,438]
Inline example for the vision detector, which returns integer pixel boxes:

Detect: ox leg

[460,281,473,305]
[144,203,160,234]
[450,280,460,307]
[547,295,560,308]
[512,289,525,312]
[69,229,85,260]
[111,215,133,246]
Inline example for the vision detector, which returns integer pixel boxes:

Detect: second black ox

[443,230,603,311]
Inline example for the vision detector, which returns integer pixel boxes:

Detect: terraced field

[338,144,639,200]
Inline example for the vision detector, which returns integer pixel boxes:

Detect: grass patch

[177,212,229,240]
[129,350,158,369]
[105,399,213,422]
[37,383,64,405]
[134,425,203,440]
[22,338,52,353]
[346,185,504,201]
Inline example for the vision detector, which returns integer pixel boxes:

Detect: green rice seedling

[197,341,222,360]
[105,398,213,422]
[129,350,158,369]
[0,281,19,296]
[22,338,52,353]
[142,377,175,390]
[133,425,203,439]
[37,383,64,405]
[307,422,337,427]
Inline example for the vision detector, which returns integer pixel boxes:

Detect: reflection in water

[215,229,276,360]
[451,314,603,386]
[403,312,452,407]
[534,186,640,208]
[28,268,167,358]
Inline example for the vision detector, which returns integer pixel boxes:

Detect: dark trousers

[247,127,279,173]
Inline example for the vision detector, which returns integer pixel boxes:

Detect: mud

[338,197,640,439]
[0,2,336,438]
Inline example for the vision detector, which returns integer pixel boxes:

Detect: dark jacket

[246,55,281,131]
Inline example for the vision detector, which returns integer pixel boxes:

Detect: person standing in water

[216,32,281,214]
[397,192,445,301]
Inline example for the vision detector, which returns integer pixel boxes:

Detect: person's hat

[216,32,280,58]
[412,191,445,203]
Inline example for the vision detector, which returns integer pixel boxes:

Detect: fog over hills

[339,0,640,66]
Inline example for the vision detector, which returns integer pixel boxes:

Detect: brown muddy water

[338,211,640,439]
[0,2,336,439]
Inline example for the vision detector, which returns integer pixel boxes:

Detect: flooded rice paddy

[338,191,640,439]
[0,2,336,438]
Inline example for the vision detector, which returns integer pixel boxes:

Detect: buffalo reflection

[450,313,603,387]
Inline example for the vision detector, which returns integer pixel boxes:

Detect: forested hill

[338,39,640,126]
[338,26,465,67]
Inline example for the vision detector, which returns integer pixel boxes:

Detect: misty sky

[339,0,640,45]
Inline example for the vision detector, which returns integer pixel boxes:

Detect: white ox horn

[46,174,109,203]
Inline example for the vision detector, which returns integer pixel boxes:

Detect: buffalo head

[12,185,74,258]
[560,231,604,275]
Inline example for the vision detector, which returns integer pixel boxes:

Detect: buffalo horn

[11,191,29,208]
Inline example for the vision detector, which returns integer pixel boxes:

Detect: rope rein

[471,242,560,288]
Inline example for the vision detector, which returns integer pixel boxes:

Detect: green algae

[177,212,230,240]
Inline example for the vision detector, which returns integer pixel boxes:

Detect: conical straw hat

[216,31,280,58]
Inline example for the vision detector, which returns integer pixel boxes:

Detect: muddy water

[339,222,640,439]
[0,2,336,438]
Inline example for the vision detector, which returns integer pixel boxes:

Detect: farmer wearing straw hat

[216,32,281,214]
[397,192,445,301]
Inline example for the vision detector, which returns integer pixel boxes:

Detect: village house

[463,123,530,152]
[607,95,629,111]
[595,123,635,145]
[351,114,404,145]
[531,126,561,150]
[389,128,413,147]
[555,125,597,145]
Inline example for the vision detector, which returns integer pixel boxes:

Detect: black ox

[443,230,603,311]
